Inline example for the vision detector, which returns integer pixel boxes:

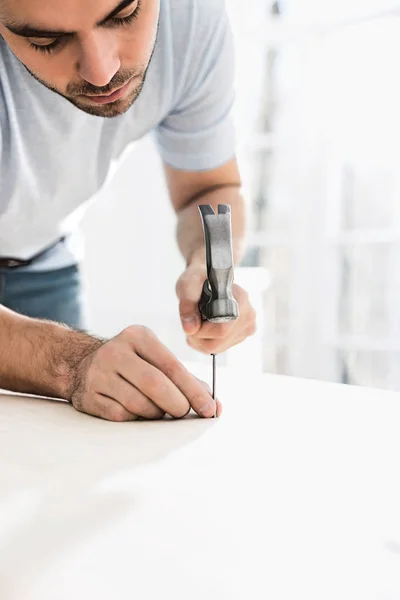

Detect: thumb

[180,299,202,335]
[176,267,205,335]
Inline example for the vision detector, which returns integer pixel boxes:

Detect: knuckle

[188,337,219,355]
[197,378,212,394]
[189,391,213,410]
[179,298,192,312]
[138,325,155,338]
[205,340,220,353]
[175,275,185,297]
[122,325,155,341]
[147,407,166,420]
[163,360,183,382]
[248,323,257,336]
[120,391,139,415]
[206,323,230,339]
[233,284,249,303]
[123,391,165,421]
[188,338,207,353]
[120,325,137,339]
[179,299,199,318]
[144,371,164,395]
[106,404,131,422]
[174,406,192,420]
[100,340,122,363]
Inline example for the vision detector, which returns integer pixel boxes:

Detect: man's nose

[77,31,121,88]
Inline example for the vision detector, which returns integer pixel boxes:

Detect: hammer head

[198,204,239,323]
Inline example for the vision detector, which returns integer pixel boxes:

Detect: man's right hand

[67,325,221,422]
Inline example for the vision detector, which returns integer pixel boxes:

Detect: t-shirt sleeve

[155,0,236,172]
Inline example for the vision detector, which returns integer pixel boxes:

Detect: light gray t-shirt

[0,0,236,270]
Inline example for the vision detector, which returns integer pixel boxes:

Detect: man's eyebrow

[3,0,135,38]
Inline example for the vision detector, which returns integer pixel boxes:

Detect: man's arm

[0,305,101,398]
[165,157,256,356]
[0,306,220,420]
[164,157,247,267]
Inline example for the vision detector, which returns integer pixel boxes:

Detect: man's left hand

[176,264,257,354]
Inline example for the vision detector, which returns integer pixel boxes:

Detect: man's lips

[79,80,132,104]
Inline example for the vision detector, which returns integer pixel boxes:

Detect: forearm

[176,186,247,267]
[0,305,102,399]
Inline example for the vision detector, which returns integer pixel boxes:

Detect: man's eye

[27,0,141,54]
[29,38,62,54]
[108,0,141,27]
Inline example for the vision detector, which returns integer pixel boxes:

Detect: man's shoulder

[162,0,229,80]
[165,0,226,33]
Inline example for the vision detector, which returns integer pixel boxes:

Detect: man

[0,0,256,421]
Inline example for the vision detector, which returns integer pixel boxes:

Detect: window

[231,0,400,390]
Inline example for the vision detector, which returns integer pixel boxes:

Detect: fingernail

[199,401,215,418]
[182,316,197,326]
[182,316,198,333]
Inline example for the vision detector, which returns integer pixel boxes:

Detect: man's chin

[66,82,144,118]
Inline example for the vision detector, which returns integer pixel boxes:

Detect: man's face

[0,0,160,117]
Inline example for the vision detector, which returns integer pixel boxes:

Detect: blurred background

[81,0,400,392]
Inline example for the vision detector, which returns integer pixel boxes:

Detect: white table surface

[1,364,400,600]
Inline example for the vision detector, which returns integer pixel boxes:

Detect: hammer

[198,205,239,411]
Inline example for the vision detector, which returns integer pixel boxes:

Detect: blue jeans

[0,265,85,330]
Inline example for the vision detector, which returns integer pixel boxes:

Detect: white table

[1,365,400,600]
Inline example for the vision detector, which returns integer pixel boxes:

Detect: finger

[124,354,191,419]
[176,267,206,335]
[104,373,165,420]
[187,336,228,354]
[189,289,253,341]
[187,334,247,355]
[211,335,248,354]
[179,299,202,336]
[196,377,213,394]
[125,326,217,419]
[231,284,248,305]
[216,399,223,418]
[75,392,139,422]
[192,321,236,340]
[196,378,222,418]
